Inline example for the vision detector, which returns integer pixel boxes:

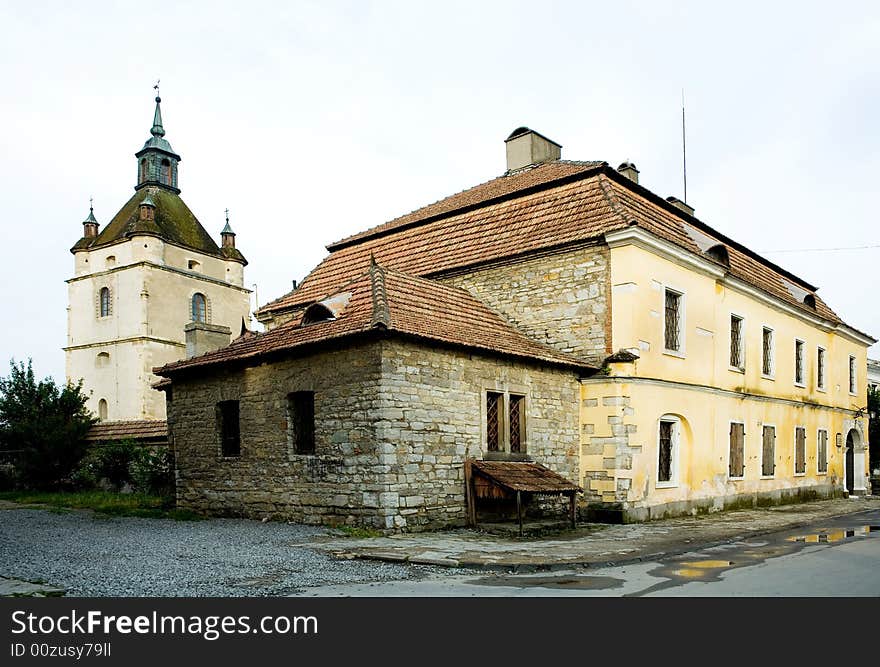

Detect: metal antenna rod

[681,89,688,204]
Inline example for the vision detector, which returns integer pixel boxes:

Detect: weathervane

[225,208,229,223]
[89,196,93,211]
[153,79,160,98]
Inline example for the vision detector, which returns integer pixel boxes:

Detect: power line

[760,243,880,254]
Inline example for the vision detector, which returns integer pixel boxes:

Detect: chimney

[185,322,231,358]
[617,161,639,184]
[504,127,561,172]
[666,196,695,217]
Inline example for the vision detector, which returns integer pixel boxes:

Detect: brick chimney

[505,127,561,172]
[617,161,639,184]
[666,196,695,217]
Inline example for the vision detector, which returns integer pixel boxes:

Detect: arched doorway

[845,431,855,494]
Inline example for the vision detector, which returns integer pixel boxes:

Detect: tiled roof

[257,161,846,328]
[471,460,580,493]
[156,263,594,376]
[86,420,168,444]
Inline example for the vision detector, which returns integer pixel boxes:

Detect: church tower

[66,92,251,422]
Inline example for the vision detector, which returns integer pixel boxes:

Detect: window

[729,422,745,478]
[161,158,171,185]
[817,347,826,390]
[217,400,240,457]
[849,355,857,394]
[761,425,776,477]
[794,339,805,386]
[105,256,116,268]
[729,315,744,370]
[98,399,108,421]
[817,429,828,474]
[485,390,527,455]
[657,416,680,486]
[287,392,315,455]
[795,426,806,475]
[664,289,682,352]
[139,159,147,182]
[99,287,111,317]
[96,352,110,368]
[761,327,774,377]
[192,293,207,323]
[188,260,201,272]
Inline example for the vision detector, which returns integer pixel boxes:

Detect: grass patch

[331,525,383,538]
[0,490,202,521]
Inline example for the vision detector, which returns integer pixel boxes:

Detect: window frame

[848,355,857,395]
[217,400,241,458]
[728,420,746,480]
[729,313,745,373]
[816,346,827,392]
[662,286,686,357]
[761,423,776,478]
[191,292,208,324]
[794,425,806,476]
[98,286,112,318]
[794,338,805,387]
[287,391,316,456]
[656,415,680,488]
[761,326,775,379]
[482,388,529,457]
[817,428,828,475]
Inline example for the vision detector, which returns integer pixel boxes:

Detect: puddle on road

[672,560,733,578]
[468,575,624,590]
[786,526,879,543]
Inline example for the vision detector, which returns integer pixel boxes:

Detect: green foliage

[0,490,200,520]
[86,440,139,490]
[0,359,95,490]
[77,441,173,495]
[129,447,173,496]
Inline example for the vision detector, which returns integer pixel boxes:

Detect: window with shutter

[729,422,745,478]
[817,430,828,474]
[795,427,806,474]
[762,425,776,476]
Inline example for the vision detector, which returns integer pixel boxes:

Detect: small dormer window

[803,294,817,309]
[106,256,116,268]
[188,260,201,272]
[706,244,730,267]
[192,293,207,323]
[301,303,335,325]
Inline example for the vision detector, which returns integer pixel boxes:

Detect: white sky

[2,0,879,383]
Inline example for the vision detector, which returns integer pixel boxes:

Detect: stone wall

[441,243,610,365]
[170,335,582,531]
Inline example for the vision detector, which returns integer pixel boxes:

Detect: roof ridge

[369,258,391,328]
[597,172,632,228]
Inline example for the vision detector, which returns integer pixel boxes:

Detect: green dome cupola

[135,89,181,194]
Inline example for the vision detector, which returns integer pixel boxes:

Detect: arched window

[96,352,110,368]
[161,159,171,185]
[98,399,108,421]
[139,159,147,182]
[99,287,111,317]
[192,293,207,323]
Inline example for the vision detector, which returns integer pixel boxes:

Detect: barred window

[817,347,826,390]
[664,289,682,352]
[762,327,774,376]
[795,426,806,474]
[849,355,857,394]
[817,429,828,473]
[99,287,111,318]
[794,340,804,385]
[730,315,744,369]
[729,422,745,478]
[762,425,776,476]
[509,394,524,453]
[486,392,502,452]
[657,417,680,485]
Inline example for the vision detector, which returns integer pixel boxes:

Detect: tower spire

[151,80,165,138]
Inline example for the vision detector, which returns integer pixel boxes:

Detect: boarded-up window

[486,392,502,452]
[509,395,525,453]
[817,348,826,389]
[762,425,775,476]
[795,426,806,474]
[658,420,673,482]
[288,391,315,455]
[218,400,240,457]
[664,290,682,351]
[762,328,773,376]
[730,315,743,369]
[849,355,857,393]
[729,423,745,477]
[795,340,804,385]
[818,430,828,473]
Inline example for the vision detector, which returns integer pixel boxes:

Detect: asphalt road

[294,508,880,597]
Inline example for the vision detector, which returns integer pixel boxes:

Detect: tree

[0,359,96,489]
[869,385,880,474]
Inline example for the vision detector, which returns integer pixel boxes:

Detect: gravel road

[0,507,433,597]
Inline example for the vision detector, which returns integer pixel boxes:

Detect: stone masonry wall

[170,341,400,528]
[378,339,581,530]
[441,243,610,366]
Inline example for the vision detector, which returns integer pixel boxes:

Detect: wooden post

[569,492,577,529]
[464,459,477,529]
[516,490,523,537]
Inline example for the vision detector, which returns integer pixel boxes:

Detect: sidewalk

[319,496,880,570]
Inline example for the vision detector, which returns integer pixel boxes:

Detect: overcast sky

[2,0,879,383]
